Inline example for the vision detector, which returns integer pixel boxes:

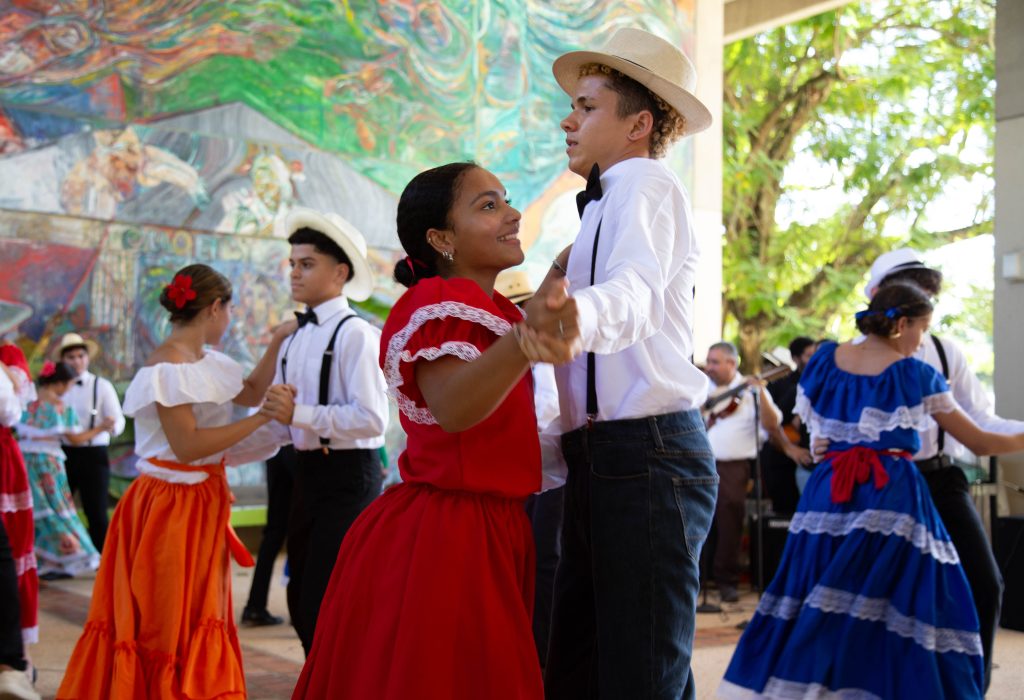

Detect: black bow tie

[75,380,84,386]
[294,308,318,328]
[576,163,603,218]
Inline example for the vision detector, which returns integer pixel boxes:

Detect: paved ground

[26,558,1024,699]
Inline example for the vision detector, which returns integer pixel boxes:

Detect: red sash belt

[822,446,913,504]
[146,457,255,568]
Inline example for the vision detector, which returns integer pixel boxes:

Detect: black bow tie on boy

[576,163,604,218]
[294,308,318,328]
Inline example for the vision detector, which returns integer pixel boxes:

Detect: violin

[702,365,791,429]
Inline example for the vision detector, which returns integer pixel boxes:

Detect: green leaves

[723,0,993,369]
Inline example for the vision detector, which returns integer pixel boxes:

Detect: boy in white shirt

[544,28,717,700]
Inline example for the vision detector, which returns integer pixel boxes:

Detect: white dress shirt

[554,157,709,432]
[0,370,22,427]
[706,375,782,461]
[272,296,388,451]
[63,370,126,447]
[915,335,1024,460]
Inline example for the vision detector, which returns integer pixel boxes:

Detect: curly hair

[578,64,687,159]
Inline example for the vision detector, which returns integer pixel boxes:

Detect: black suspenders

[318,315,355,453]
[279,314,357,454]
[88,375,99,430]
[585,220,603,426]
[931,334,950,454]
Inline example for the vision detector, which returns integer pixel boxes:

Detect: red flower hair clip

[166,274,197,309]
[39,361,57,379]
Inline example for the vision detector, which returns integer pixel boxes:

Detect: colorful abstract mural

[0,0,698,490]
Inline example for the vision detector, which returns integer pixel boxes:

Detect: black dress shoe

[241,608,284,627]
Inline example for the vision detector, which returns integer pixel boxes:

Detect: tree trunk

[737,318,765,375]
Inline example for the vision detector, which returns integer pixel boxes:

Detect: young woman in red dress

[292,163,580,699]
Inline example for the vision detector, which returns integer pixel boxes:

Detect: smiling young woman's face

[439,167,524,275]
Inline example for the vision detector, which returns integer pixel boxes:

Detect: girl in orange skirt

[58,264,295,699]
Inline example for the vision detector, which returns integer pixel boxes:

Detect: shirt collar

[599,156,653,191]
[310,296,350,325]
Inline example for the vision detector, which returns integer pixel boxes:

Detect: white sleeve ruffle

[123,350,244,416]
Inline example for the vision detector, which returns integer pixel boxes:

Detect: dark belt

[915,454,953,473]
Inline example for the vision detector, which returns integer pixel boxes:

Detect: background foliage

[723,0,995,370]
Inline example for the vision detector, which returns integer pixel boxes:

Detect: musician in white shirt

[703,342,783,604]
[57,332,125,552]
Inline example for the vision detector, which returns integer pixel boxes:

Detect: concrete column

[994,0,1024,514]
[691,0,725,360]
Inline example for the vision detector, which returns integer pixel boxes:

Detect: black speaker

[996,516,1024,632]
[749,512,791,591]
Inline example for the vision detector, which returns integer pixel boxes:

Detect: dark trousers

[760,444,800,514]
[923,465,1003,692]
[525,486,563,669]
[712,459,751,587]
[245,445,296,614]
[287,447,382,655]
[63,445,110,551]
[0,518,25,671]
[545,410,718,700]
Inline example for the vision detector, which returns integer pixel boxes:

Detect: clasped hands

[518,277,583,365]
[259,383,297,425]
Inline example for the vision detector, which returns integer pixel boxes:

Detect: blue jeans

[544,410,718,700]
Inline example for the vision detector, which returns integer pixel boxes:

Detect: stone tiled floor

[26,561,1024,699]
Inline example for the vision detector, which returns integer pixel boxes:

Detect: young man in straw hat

[544,27,717,699]
[258,206,389,654]
[57,332,123,552]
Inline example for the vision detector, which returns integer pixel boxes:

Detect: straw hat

[284,207,374,302]
[53,332,100,361]
[553,27,712,137]
[864,248,930,300]
[495,270,534,305]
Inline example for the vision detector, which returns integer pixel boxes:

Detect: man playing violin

[702,341,800,603]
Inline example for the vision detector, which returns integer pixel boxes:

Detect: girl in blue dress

[720,282,1024,700]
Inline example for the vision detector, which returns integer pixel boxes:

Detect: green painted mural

[0,0,698,485]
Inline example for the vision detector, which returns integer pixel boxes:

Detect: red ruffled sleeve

[380,277,522,425]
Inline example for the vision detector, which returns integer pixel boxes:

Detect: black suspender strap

[586,220,602,425]
[280,334,298,384]
[89,376,99,430]
[931,334,950,453]
[318,314,356,453]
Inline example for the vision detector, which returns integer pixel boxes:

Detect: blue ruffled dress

[719,342,983,700]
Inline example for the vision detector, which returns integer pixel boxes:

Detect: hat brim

[553,50,712,137]
[53,339,100,362]
[504,292,534,305]
[863,261,931,300]
[285,210,374,302]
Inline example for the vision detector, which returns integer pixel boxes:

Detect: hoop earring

[442,250,454,263]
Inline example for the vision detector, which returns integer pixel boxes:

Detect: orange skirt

[57,462,246,699]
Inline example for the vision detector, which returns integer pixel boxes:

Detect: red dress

[293,277,543,700]
[0,343,37,645]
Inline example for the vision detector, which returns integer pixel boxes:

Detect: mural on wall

[0,0,698,485]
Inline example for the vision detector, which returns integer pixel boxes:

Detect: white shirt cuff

[575,292,599,352]
[292,404,316,430]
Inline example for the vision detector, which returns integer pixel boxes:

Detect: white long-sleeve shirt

[63,370,125,446]
[706,374,782,461]
[554,157,709,432]
[916,335,1024,460]
[271,295,388,451]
